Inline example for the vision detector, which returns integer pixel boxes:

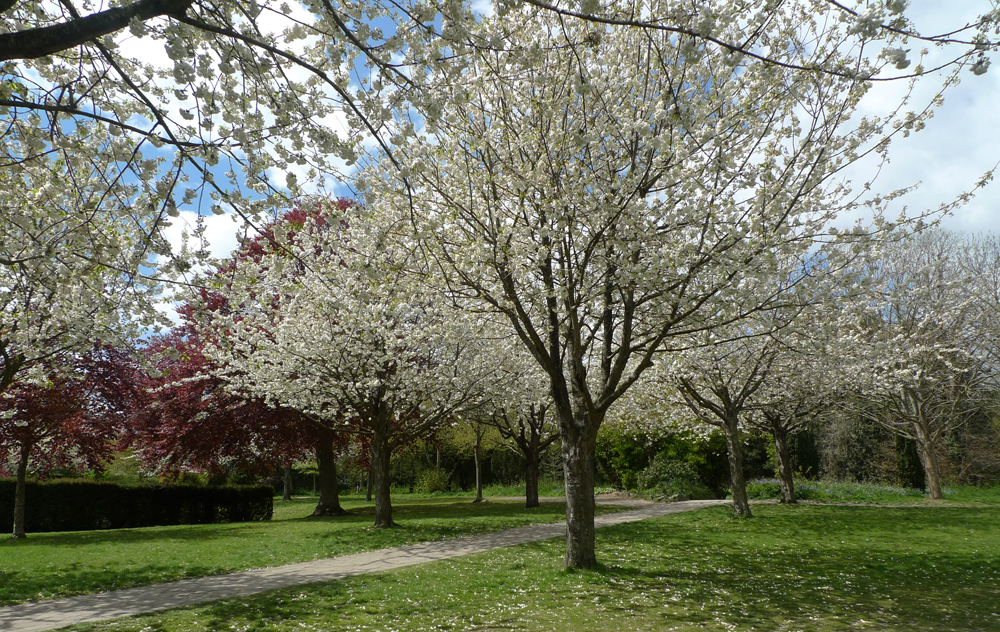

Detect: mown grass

[66,501,1000,632]
[0,494,621,607]
[746,480,928,504]
[381,479,568,498]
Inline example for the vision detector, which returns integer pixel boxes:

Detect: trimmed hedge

[0,479,272,533]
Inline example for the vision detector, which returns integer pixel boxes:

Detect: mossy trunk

[723,414,752,517]
[772,427,796,504]
[914,426,944,500]
[559,405,598,568]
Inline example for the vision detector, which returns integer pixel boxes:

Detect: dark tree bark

[490,404,558,510]
[525,442,541,509]
[12,440,30,539]
[771,425,796,504]
[282,465,293,502]
[0,0,194,62]
[371,432,395,528]
[0,344,25,397]
[311,440,346,517]
[11,441,30,539]
[722,413,752,517]
[365,460,373,502]
[558,403,599,568]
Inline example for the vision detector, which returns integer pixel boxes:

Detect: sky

[847,1,1000,235]
[160,0,1000,274]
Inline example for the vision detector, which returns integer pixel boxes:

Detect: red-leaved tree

[1,344,138,538]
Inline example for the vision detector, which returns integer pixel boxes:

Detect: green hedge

[0,479,272,533]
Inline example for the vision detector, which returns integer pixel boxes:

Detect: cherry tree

[658,329,787,517]
[849,230,998,499]
[134,203,360,515]
[743,310,852,504]
[750,351,840,505]
[197,205,498,528]
[0,149,167,397]
[361,2,917,565]
[479,351,560,509]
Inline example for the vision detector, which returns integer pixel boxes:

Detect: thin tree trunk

[12,440,29,539]
[524,441,540,509]
[560,409,598,568]
[311,441,346,517]
[772,427,796,504]
[472,430,483,503]
[365,460,373,502]
[282,465,293,502]
[371,433,395,528]
[723,415,752,517]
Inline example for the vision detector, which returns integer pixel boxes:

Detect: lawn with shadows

[0,495,623,606]
[64,501,1000,632]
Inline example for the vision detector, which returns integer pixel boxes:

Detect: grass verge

[0,494,621,607]
[746,480,1000,505]
[65,502,1000,632]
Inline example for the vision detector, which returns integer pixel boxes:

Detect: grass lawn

[61,498,1000,632]
[0,494,622,607]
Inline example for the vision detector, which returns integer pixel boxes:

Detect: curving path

[0,498,729,632]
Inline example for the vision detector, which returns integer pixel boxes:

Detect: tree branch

[0,0,194,62]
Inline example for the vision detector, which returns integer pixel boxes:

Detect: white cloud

[848,0,1000,234]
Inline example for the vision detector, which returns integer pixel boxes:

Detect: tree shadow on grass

[585,505,1000,631]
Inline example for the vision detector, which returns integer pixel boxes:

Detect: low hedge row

[0,479,272,533]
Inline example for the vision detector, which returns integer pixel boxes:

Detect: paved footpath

[0,498,728,632]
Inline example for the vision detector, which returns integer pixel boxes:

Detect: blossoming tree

[197,204,498,528]
[848,230,999,499]
[361,1,918,565]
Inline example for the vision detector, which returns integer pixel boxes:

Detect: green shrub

[415,469,452,493]
[0,478,272,533]
[637,456,700,489]
[637,455,716,500]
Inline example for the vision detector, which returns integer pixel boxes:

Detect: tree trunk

[524,440,541,509]
[772,427,796,504]
[282,465,293,502]
[914,427,944,500]
[365,460,373,502]
[723,414,752,517]
[560,408,598,568]
[371,433,395,528]
[12,440,29,539]
[311,441,346,517]
[472,430,483,503]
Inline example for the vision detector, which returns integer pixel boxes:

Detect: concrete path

[0,498,728,632]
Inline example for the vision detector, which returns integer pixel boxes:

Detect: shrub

[415,468,452,493]
[0,479,272,533]
[637,455,716,500]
